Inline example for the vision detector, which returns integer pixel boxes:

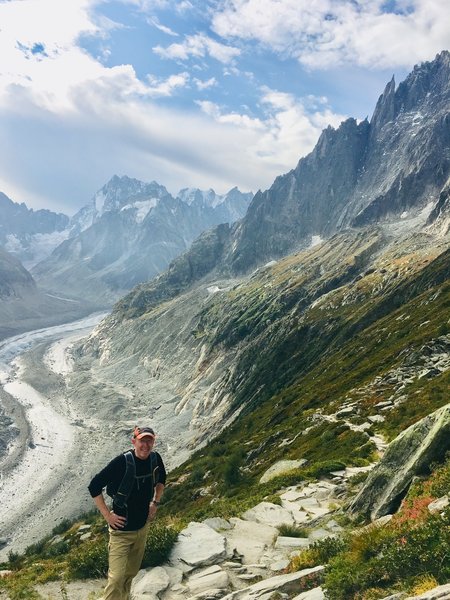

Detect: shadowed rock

[349,403,450,520]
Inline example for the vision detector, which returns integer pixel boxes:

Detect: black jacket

[88,450,166,531]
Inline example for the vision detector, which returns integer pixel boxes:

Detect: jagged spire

[370,75,396,131]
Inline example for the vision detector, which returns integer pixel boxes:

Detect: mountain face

[0,246,36,299]
[113,51,450,297]
[0,192,69,268]
[0,247,97,340]
[32,176,252,304]
[228,51,450,272]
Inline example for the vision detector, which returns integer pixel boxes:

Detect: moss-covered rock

[349,403,450,520]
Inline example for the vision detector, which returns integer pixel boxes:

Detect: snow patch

[5,230,70,268]
[310,235,323,248]
[120,199,158,223]
[94,190,107,214]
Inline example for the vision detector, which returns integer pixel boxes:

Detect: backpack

[107,450,159,509]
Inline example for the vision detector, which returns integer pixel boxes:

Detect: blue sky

[0,0,448,215]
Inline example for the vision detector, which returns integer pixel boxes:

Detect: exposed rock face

[229,117,370,272]
[229,51,450,273]
[349,403,450,520]
[0,247,96,340]
[33,176,251,304]
[0,191,69,268]
[0,246,36,299]
[427,176,450,237]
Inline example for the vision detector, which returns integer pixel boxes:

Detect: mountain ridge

[110,51,449,317]
[32,176,252,304]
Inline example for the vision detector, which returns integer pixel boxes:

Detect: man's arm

[148,482,165,520]
[93,493,127,530]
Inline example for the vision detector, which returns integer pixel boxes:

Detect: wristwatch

[152,500,160,506]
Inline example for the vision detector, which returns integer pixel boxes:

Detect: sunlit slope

[76,226,449,494]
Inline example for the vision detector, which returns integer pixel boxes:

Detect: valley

[0,51,449,600]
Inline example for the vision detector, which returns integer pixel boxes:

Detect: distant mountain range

[30,177,251,303]
[0,192,69,269]
[0,178,252,307]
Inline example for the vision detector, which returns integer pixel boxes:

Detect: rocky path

[130,468,356,600]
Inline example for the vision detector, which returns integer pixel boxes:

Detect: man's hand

[107,511,127,530]
[148,501,158,521]
[93,494,127,529]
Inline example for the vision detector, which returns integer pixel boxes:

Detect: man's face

[132,435,155,459]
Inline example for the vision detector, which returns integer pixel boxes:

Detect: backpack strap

[113,451,136,509]
[151,451,159,487]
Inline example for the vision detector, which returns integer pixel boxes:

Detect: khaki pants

[103,523,149,600]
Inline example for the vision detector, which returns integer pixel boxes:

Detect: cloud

[147,17,179,36]
[194,77,217,90]
[153,33,241,64]
[196,100,265,129]
[212,0,450,69]
[0,0,379,216]
[147,72,190,95]
[196,89,346,172]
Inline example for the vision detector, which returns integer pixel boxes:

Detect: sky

[0,0,449,215]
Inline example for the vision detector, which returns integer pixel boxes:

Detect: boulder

[225,518,278,564]
[292,587,325,600]
[131,566,170,597]
[349,403,450,519]
[220,566,324,599]
[403,585,450,599]
[242,502,295,527]
[203,517,233,531]
[428,495,449,513]
[274,536,310,550]
[259,460,307,483]
[169,522,228,572]
[186,565,229,596]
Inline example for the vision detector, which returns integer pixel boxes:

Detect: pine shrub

[141,523,178,568]
[66,536,108,579]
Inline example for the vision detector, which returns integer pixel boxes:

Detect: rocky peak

[371,51,450,135]
[177,187,252,211]
[97,175,169,214]
[177,187,216,207]
[370,76,396,133]
[395,50,450,113]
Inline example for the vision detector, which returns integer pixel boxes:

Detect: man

[88,426,166,600]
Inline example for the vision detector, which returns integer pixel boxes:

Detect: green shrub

[429,455,450,498]
[141,523,179,568]
[310,536,347,564]
[264,494,282,505]
[0,581,42,600]
[289,536,346,573]
[223,452,244,487]
[42,540,70,558]
[305,461,346,478]
[278,524,309,538]
[7,551,24,571]
[66,536,108,579]
[323,507,450,599]
[51,518,73,536]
